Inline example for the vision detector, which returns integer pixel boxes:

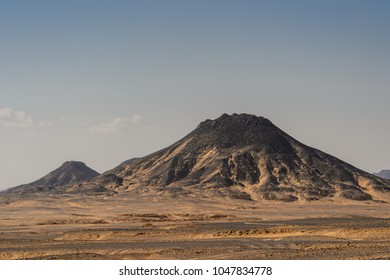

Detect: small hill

[374,170,390,180]
[5,161,100,195]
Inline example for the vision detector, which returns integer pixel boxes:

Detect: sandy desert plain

[1,193,390,260]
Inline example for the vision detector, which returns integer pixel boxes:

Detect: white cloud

[131,114,141,124]
[89,117,128,134]
[38,120,52,127]
[0,107,33,128]
[89,114,142,134]
[77,121,88,126]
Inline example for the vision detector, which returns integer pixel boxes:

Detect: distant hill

[5,161,100,195]
[374,170,390,180]
[73,113,390,202]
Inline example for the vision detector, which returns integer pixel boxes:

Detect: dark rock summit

[79,113,390,202]
[5,161,100,195]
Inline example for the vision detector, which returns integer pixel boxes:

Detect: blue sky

[1,1,390,189]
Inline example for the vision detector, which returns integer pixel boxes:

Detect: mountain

[5,161,101,195]
[75,113,390,202]
[374,170,390,180]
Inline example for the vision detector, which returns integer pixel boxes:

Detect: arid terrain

[2,114,390,260]
[1,194,390,260]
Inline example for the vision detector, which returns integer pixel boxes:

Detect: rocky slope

[76,113,390,202]
[5,161,101,195]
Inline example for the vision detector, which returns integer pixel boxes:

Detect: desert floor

[1,194,390,260]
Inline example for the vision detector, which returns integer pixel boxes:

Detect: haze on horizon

[1,0,389,190]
